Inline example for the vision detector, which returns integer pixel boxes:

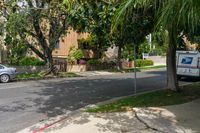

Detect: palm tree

[113,0,200,91]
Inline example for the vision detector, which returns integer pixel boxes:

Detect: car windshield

[0,64,8,68]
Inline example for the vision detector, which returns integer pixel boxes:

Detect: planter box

[122,61,134,69]
[67,65,87,72]
[86,64,117,71]
[67,63,117,72]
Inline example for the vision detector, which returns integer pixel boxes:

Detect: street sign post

[134,44,137,95]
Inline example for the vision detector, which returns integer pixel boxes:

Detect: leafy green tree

[69,1,154,70]
[2,0,73,74]
[69,1,116,58]
[4,35,28,65]
[139,41,150,55]
[112,0,154,69]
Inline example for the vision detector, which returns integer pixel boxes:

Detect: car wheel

[0,74,10,83]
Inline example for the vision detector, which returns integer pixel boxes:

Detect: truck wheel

[0,74,10,83]
[177,75,182,80]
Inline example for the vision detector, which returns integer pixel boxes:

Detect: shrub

[18,57,45,66]
[87,59,101,65]
[136,59,154,67]
[68,46,84,64]
[102,61,117,67]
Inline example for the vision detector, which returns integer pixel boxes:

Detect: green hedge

[19,57,45,66]
[136,59,154,67]
[87,59,101,65]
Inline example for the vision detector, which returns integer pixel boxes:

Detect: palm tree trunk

[167,31,179,91]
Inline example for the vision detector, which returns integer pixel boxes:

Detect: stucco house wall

[53,30,88,58]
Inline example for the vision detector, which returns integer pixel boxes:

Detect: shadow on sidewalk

[42,112,147,133]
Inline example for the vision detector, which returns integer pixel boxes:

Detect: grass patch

[16,73,42,79]
[139,65,166,70]
[107,65,166,73]
[16,72,80,80]
[124,65,166,72]
[86,83,200,113]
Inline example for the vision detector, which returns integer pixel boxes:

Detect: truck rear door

[177,52,200,77]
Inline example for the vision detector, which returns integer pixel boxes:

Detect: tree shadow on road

[0,70,167,115]
[28,74,166,117]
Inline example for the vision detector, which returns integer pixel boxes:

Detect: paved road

[0,69,194,133]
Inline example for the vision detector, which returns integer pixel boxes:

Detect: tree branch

[18,32,46,61]
[25,42,47,61]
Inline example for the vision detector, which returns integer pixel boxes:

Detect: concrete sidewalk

[75,67,166,77]
[75,71,116,77]
[18,99,200,133]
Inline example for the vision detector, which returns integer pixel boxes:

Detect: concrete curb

[110,67,166,73]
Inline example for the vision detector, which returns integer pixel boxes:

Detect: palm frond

[113,0,200,36]
[111,0,153,32]
[157,0,200,34]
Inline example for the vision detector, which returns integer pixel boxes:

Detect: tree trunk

[46,50,58,75]
[92,48,101,59]
[167,32,179,91]
[117,44,122,70]
[47,53,54,70]
[93,49,99,59]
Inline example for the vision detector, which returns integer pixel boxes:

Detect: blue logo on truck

[181,57,193,64]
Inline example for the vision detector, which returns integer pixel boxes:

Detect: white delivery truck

[176,51,200,79]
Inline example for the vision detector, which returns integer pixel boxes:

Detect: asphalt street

[0,69,195,133]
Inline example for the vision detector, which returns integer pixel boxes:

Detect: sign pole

[134,44,137,95]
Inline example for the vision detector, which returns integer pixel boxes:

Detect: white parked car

[0,64,17,83]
